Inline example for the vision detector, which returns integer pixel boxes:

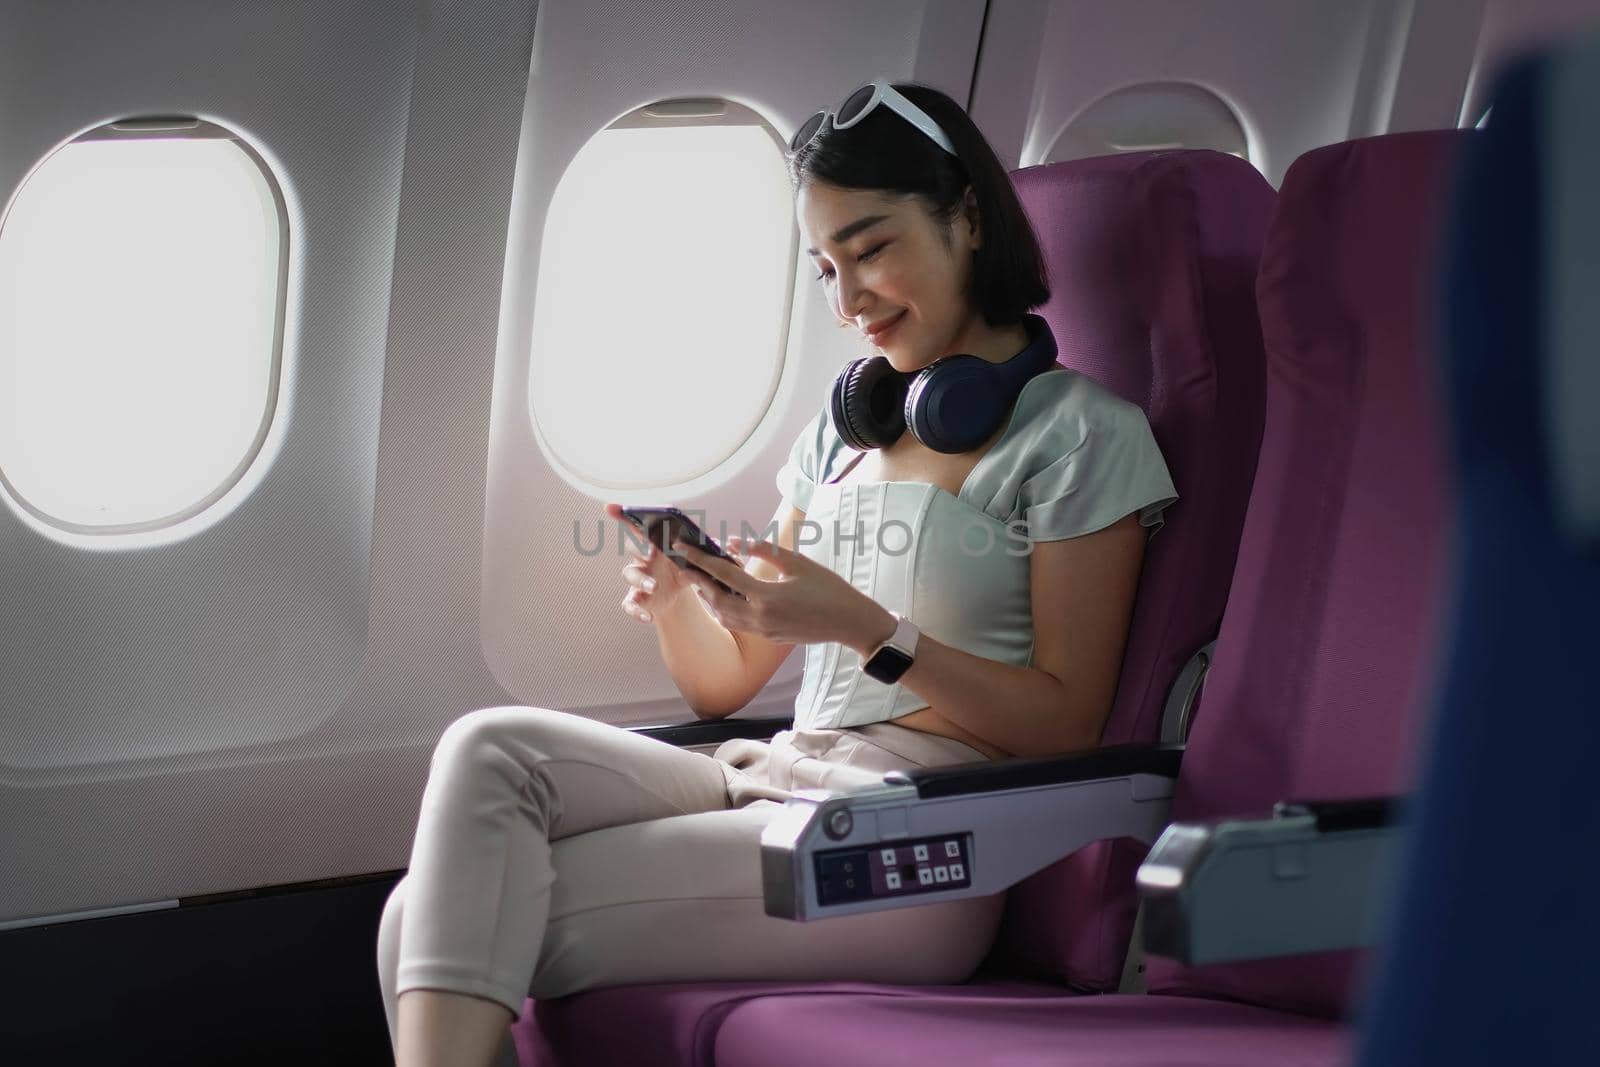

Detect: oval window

[528,99,793,489]
[0,118,288,533]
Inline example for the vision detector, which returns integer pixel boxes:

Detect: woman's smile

[868,309,908,347]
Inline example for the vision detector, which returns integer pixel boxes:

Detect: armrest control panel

[815,834,972,906]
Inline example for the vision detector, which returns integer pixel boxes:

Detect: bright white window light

[529,122,793,488]
[0,127,284,532]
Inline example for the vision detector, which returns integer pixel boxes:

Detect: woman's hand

[604,503,695,624]
[672,534,892,650]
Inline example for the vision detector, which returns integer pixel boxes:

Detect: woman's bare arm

[653,499,806,719]
[839,511,1148,758]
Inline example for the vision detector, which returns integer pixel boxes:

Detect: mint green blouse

[774,366,1179,731]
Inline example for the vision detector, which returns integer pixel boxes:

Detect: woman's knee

[428,704,567,774]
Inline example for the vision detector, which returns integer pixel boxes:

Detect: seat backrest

[996,150,1275,991]
[1141,130,1472,1018]
[1358,40,1600,1065]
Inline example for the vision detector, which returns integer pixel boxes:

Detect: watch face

[864,645,914,684]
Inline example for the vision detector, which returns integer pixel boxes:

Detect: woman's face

[796,180,982,374]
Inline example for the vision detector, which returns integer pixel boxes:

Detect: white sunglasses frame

[790,80,958,157]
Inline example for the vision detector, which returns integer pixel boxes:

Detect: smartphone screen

[620,507,747,600]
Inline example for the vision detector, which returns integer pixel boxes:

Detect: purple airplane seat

[993,150,1273,994]
[703,131,1473,1067]
[510,149,1275,1065]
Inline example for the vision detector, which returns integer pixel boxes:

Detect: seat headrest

[1258,130,1474,376]
[1011,149,1275,414]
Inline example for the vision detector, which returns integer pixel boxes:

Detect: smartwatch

[861,611,919,685]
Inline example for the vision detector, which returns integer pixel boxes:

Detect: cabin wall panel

[971,0,1510,185]
[974,0,1391,185]
[974,0,1597,182]
[1462,0,1600,122]
[1379,0,1490,135]
[0,0,543,924]
[0,0,988,925]
[0,0,415,770]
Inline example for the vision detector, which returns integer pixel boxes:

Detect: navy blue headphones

[828,312,1059,455]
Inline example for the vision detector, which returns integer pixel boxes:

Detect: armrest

[761,742,1184,921]
[885,743,1185,798]
[1138,794,1404,964]
[631,715,790,748]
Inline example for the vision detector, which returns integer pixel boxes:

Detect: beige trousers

[375,705,1006,1041]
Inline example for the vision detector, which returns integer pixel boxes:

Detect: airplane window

[1046,81,1253,169]
[0,118,287,534]
[527,99,793,489]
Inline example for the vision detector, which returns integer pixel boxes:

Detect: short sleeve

[775,405,833,513]
[1018,399,1179,542]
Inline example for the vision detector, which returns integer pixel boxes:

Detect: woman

[376,80,1178,1067]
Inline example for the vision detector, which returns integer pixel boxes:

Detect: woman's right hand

[605,503,697,624]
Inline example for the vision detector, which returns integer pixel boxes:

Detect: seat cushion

[512,980,1065,1066]
[712,990,1348,1067]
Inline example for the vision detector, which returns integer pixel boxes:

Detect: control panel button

[880,848,897,866]
[886,871,901,890]
[950,862,965,881]
[944,840,960,858]
[934,866,950,883]
[913,844,929,862]
[917,867,933,886]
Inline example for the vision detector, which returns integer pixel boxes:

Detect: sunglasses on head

[788,80,957,158]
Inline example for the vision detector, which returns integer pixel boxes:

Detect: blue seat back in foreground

[1358,38,1600,1066]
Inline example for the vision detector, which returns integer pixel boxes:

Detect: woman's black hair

[788,82,1051,328]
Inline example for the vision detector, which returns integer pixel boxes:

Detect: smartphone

[619,506,748,600]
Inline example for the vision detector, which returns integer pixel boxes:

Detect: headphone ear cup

[905,355,1003,454]
[831,356,908,451]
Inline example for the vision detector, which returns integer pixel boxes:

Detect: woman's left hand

[672,536,889,650]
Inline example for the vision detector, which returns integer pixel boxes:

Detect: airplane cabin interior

[1,1,1597,1064]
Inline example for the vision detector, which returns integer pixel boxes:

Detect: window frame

[527,97,799,491]
[1045,81,1253,167]
[0,116,290,536]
